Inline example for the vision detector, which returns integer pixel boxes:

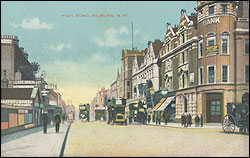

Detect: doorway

[206,93,223,123]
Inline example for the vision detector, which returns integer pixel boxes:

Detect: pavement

[145,121,223,129]
[1,122,70,157]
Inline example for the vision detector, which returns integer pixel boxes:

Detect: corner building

[196,1,249,123]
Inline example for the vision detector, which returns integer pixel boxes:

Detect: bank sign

[203,17,220,26]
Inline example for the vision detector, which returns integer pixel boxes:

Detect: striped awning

[156,96,175,111]
[153,98,167,111]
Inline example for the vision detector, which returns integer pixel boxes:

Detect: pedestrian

[54,113,61,133]
[62,113,65,124]
[183,113,186,127]
[185,113,189,127]
[148,115,151,123]
[155,112,158,125]
[164,112,168,125]
[200,114,203,127]
[188,113,192,127]
[195,114,200,127]
[158,111,162,125]
[42,112,48,134]
[181,113,184,126]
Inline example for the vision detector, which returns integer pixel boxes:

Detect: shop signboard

[1,99,33,107]
[206,45,219,55]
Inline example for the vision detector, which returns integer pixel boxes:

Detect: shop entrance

[206,93,223,123]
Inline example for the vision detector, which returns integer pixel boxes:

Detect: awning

[156,96,175,111]
[153,98,167,111]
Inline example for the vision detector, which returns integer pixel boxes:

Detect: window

[209,6,215,15]
[167,43,170,52]
[199,41,204,57]
[182,33,185,43]
[208,40,215,46]
[182,74,185,88]
[127,92,130,99]
[221,4,228,14]
[222,65,229,82]
[245,39,249,54]
[246,66,249,83]
[222,39,228,54]
[199,67,204,85]
[182,52,185,64]
[208,66,215,83]
[127,81,130,86]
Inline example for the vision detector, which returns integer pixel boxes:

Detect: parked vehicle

[222,102,249,134]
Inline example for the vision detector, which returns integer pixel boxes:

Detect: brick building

[1,35,34,87]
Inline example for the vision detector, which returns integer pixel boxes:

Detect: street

[63,121,249,157]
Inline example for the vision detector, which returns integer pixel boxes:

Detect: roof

[152,40,163,58]
[1,88,33,99]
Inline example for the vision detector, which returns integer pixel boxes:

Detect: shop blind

[9,113,18,128]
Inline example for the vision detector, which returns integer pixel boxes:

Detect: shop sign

[203,17,220,26]
[206,45,219,55]
[10,80,41,85]
[45,83,57,90]
[1,99,33,107]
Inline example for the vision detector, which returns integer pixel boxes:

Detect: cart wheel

[222,114,236,133]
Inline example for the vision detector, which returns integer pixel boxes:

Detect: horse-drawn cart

[222,102,249,134]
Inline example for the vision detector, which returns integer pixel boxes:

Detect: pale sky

[1,1,197,109]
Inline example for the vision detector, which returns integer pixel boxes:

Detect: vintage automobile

[107,98,127,125]
[222,102,249,134]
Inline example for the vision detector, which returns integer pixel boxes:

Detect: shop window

[245,39,249,54]
[246,65,249,83]
[208,66,216,83]
[222,65,229,82]
[209,6,215,15]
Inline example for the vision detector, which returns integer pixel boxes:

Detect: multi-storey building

[1,35,34,87]
[195,1,249,123]
[121,49,145,100]
[131,40,162,107]
[159,9,198,119]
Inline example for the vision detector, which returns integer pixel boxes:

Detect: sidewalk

[135,121,222,129]
[1,123,70,157]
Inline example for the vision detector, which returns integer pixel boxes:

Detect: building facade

[131,40,162,107]
[160,9,198,119]
[195,1,249,123]
[122,49,145,100]
[1,35,34,85]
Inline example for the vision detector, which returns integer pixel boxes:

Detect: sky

[1,1,197,109]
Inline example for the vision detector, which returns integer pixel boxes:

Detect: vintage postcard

[1,1,249,157]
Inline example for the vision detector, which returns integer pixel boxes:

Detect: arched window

[242,93,249,106]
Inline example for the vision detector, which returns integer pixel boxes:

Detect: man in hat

[54,112,61,133]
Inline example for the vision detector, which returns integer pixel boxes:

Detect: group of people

[181,113,203,127]
[42,112,62,134]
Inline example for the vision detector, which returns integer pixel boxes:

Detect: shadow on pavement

[219,131,249,135]
[1,125,54,145]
